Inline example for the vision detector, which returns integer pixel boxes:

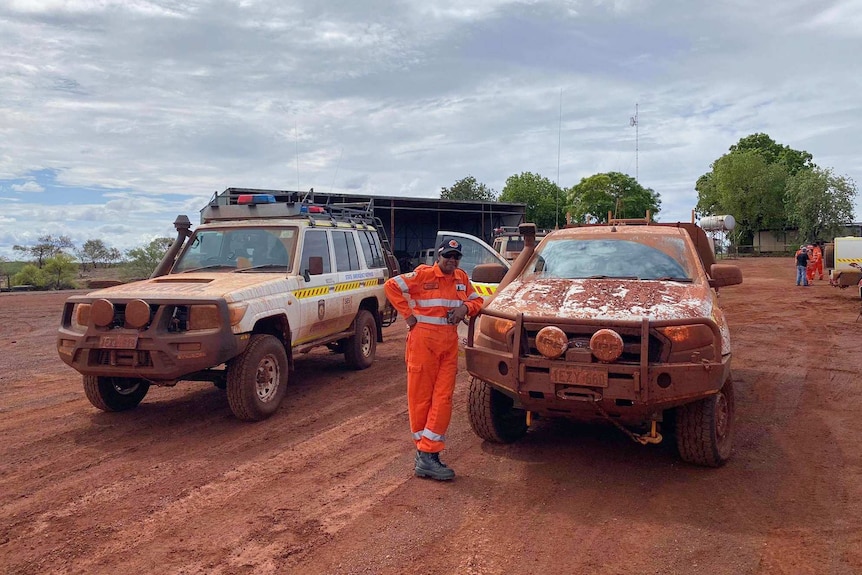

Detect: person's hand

[406,315,418,330]
[447,304,468,325]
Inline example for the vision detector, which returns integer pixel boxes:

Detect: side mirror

[472,263,508,284]
[709,263,743,288]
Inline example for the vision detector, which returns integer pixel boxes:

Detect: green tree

[697,151,789,245]
[76,239,121,271]
[785,168,857,243]
[12,264,48,288]
[13,234,75,268]
[567,172,661,224]
[499,172,565,230]
[695,133,816,245]
[730,133,815,176]
[440,176,497,201]
[43,253,78,290]
[123,237,173,279]
[0,256,10,290]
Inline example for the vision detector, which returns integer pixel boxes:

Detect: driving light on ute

[590,329,624,362]
[125,299,151,329]
[91,299,115,327]
[535,325,568,359]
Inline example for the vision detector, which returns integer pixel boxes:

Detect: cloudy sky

[1,0,860,259]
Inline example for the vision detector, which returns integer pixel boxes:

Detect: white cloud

[11,181,44,193]
[0,0,860,259]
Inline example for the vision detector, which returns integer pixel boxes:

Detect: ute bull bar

[464,308,729,416]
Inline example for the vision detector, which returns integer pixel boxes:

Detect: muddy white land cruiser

[465,219,743,466]
[57,188,398,421]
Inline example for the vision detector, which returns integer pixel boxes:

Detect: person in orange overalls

[384,239,484,481]
[808,242,824,281]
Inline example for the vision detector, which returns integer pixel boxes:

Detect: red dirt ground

[1,256,861,575]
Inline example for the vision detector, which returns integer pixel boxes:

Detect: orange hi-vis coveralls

[807,245,823,281]
[384,264,484,454]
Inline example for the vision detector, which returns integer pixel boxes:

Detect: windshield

[524,237,694,280]
[173,227,298,273]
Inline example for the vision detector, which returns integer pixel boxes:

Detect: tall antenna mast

[629,102,639,182]
[556,88,562,229]
[295,123,300,190]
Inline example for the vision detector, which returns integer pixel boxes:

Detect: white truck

[57,188,398,421]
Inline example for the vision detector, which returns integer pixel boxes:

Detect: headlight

[657,325,715,357]
[187,305,221,330]
[73,303,91,330]
[478,315,514,344]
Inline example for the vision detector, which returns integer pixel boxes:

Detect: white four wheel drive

[57,188,398,421]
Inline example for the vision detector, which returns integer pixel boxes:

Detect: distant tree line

[440,172,662,230]
[440,132,857,247]
[2,235,172,291]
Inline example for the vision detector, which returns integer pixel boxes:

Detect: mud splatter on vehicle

[465,219,743,466]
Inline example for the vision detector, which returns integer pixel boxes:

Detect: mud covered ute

[465,225,741,424]
[57,274,287,382]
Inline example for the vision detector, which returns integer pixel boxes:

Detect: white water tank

[700,215,736,231]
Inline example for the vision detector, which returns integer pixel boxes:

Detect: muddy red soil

[1,257,861,575]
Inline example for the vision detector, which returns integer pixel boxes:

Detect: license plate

[99,333,139,349]
[550,365,608,387]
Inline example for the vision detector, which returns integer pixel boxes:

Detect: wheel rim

[360,324,373,357]
[111,379,141,396]
[715,392,730,440]
[255,355,280,402]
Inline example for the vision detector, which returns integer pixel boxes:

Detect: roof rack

[200,187,378,225]
[607,211,652,226]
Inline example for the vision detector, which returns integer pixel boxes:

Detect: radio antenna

[556,88,562,229]
[629,103,639,182]
[295,122,300,190]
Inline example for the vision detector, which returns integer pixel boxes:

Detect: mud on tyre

[675,377,735,467]
[226,334,288,421]
[344,309,376,370]
[467,376,529,443]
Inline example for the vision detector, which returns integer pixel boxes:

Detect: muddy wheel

[675,377,735,467]
[83,376,150,412]
[226,334,288,421]
[467,376,528,443]
[344,310,376,370]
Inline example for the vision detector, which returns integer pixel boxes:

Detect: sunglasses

[440,252,462,260]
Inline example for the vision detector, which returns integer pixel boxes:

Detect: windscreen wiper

[237,264,289,272]
[178,264,234,273]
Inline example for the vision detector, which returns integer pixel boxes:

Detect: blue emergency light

[237,194,276,205]
[300,204,326,214]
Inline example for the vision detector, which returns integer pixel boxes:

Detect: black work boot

[415,451,455,481]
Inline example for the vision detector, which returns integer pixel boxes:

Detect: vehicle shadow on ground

[470,413,804,536]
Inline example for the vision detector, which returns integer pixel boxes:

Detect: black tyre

[226,334,288,421]
[83,376,150,412]
[675,377,735,467]
[344,310,376,370]
[467,376,528,443]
